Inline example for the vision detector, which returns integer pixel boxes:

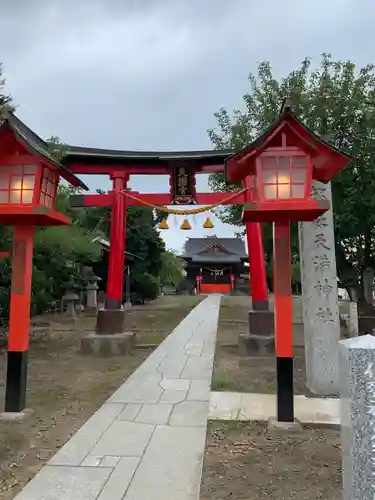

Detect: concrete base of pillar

[96,309,128,335]
[267,417,302,433]
[0,408,34,421]
[238,333,275,356]
[80,332,136,356]
[248,309,275,336]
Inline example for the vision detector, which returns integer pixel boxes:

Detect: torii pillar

[242,175,274,347]
[95,172,131,337]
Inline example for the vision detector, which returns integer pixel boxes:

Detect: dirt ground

[213,296,307,394]
[0,295,201,499]
[200,421,341,500]
[204,296,342,499]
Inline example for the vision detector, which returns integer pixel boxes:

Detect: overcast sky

[1,0,374,251]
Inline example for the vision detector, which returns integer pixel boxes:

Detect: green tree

[209,54,375,301]
[0,63,14,118]
[76,194,166,300]
[159,250,185,288]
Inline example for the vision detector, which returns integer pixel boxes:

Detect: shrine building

[181,235,248,294]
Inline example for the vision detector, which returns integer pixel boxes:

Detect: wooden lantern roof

[0,111,88,190]
[225,98,353,185]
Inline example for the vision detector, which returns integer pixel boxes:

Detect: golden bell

[180,218,192,230]
[203,217,214,229]
[159,217,169,230]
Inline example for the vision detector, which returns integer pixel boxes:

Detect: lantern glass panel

[39,167,58,207]
[0,177,9,189]
[292,155,307,166]
[264,184,277,199]
[291,168,306,183]
[259,152,309,201]
[278,184,291,199]
[292,184,305,198]
[0,165,38,204]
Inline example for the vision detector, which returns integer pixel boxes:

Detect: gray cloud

[1,0,375,250]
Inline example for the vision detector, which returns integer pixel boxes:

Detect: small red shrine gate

[65,148,270,331]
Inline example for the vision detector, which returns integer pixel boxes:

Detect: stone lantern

[62,277,80,316]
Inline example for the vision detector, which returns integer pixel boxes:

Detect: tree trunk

[362,267,374,304]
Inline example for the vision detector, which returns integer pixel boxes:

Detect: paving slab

[90,420,155,457]
[97,457,140,500]
[124,425,207,500]
[14,466,112,500]
[187,379,211,402]
[135,403,173,424]
[117,403,142,421]
[169,401,209,427]
[14,294,221,500]
[48,403,125,466]
[209,391,340,425]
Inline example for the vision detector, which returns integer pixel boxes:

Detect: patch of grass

[136,331,168,345]
[211,370,231,391]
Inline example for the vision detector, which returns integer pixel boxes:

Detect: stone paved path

[15,294,221,500]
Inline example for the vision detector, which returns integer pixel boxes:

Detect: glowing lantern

[0,164,58,205]
[0,111,87,414]
[223,97,354,223]
[203,217,214,229]
[180,218,192,230]
[158,217,169,230]
[256,153,311,201]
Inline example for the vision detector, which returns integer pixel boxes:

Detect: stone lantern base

[80,309,135,356]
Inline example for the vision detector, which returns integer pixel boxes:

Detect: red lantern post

[225,98,352,423]
[0,112,87,413]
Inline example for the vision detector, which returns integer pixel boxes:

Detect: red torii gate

[65,147,269,331]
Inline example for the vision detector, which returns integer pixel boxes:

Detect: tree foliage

[0,63,14,118]
[208,54,375,298]
[159,250,185,287]
[0,60,167,314]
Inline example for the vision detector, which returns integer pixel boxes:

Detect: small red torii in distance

[65,147,269,331]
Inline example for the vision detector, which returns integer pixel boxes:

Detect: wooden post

[5,226,34,413]
[273,220,294,422]
[105,173,128,309]
[243,176,268,308]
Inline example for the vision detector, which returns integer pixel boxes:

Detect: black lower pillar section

[276,356,294,422]
[5,351,28,413]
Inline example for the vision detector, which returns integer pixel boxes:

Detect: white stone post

[348,301,359,338]
[298,181,340,394]
[339,335,375,500]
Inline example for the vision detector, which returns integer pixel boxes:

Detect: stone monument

[298,181,340,394]
[339,335,375,500]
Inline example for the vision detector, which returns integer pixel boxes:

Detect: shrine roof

[190,254,246,264]
[59,145,234,167]
[182,236,247,262]
[0,112,88,190]
[91,236,143,261]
